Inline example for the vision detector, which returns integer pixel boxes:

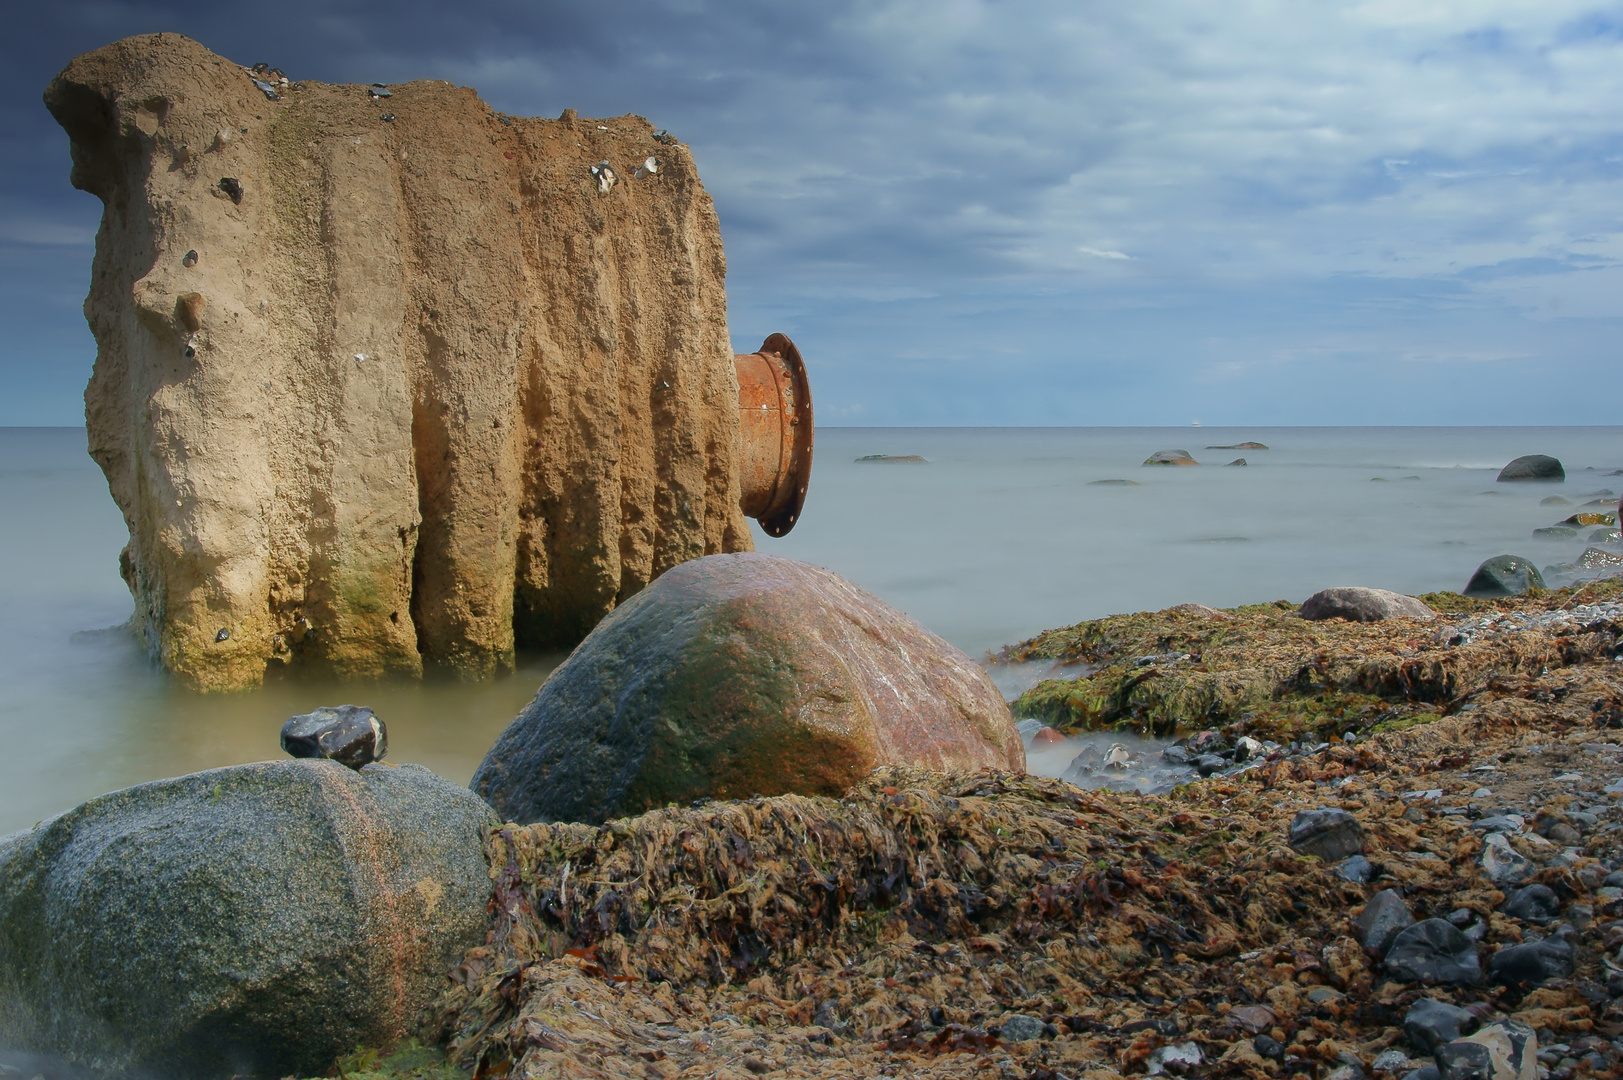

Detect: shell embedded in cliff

[45,33,760,691]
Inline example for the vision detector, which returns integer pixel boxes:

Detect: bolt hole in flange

[733,333,813,537]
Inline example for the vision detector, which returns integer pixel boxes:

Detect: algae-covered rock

[1144,449,1198,466]
[1464,555,1545,598]
[472,553,1022,825]
[1497,455,1564,482]
[0,760,496,1079]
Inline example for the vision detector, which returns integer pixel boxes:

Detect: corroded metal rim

[733,333,813,537]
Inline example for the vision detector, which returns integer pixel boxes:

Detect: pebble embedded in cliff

[1464,555,1545,598]
[471,553,1023,825]
[1143,449,1199,466]
[280,704,386,768]
[1497,455,1564,482]
[1299,587,1435,623]
[1287,807,1366,862]
[0,760,496,1079]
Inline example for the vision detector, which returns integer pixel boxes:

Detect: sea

[2,424,1619,834]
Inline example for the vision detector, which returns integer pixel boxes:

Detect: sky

[3,0,1622,426]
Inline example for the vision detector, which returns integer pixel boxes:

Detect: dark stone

[1497,455,1565,482]
[1534,527,1578,540]
[1502,884,1560,924]
[1578,547,1623,570]
[1300,587,1435,623]
[217,176,243,203]
[1464,555,1545,598]
[1405,998,1474,1055]
[1488,936,1576,989]
[472,554,1021,825]
[1436,1040,1495,1080]
[280,704,387,769]
[0,760,497,1079]
[1143,449,1199,466]
[1195,753,1228,776]
[1207,442,1269,450]
[1385,919,1483,986]
[1401,1068,1441,1080]
[1254,1035,1286,1061]
[1334,855,1374,884]
[1357,889,1415,956]
[1226,458,1247,466]
[1288,807,1367,862]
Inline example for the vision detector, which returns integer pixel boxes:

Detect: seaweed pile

[311,580,1623,1079]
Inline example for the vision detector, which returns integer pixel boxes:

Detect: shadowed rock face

[44,34,750,691]
[472,553,1024,824]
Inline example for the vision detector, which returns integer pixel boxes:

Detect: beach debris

[589,160,617,193]
[1464,554,1545,598]
[217,176,242,203]
[280,704,387,769]
[1300,586,1435,623]
[1498,454,1565,482]
[633,156,660,179]
[251,77,280,100]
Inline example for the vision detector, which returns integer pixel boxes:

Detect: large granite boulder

[473,553,1023,824]
[1464,555,1545,598]
[1300,587,1435,622]
[0,760,497,1079]
[1496,455,1564,482]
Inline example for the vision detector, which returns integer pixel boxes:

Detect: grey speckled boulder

[0,760,497,1080]
[1496,455,1564,482]
[1300,587,1435,623]
[1464,555,1545,598]
[473,552,1022,826]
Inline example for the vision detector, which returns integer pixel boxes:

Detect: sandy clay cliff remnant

[46,34,773,691]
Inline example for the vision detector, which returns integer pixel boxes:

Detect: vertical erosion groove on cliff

[44,34,756,691]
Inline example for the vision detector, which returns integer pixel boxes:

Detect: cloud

[4,0,1623,423]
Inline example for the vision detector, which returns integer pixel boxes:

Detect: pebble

[1487,935,1576,989]
[1501,883,1559,923]
[1372,1049,1413,1074]
[997,1014,1045,1042]
[1405,997,1475,1055]
[1471,814,1524,834]
[279,704,387,769]
[1333,855,1374,883]
[1357,889,1415,956]
[1288,807,1367,862]
[1477,832,1534,887]
[1385,920,1483,986]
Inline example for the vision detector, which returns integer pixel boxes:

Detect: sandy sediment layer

[44,34,749,691]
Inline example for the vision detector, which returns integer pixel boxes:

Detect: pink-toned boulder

[473,553,1022,823]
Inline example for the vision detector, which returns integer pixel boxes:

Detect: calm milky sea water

[2,424,1618,833]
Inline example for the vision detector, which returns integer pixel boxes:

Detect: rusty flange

[734,333,813,537]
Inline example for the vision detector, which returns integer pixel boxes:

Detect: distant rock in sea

[1225,458,1247,467]
[1144,449,1199,466]
[1206,442,1268,450]
[1497,455,1565,482]
[855,454,928,463]
[1089,479,1139,486]
[1541,495,1572,506]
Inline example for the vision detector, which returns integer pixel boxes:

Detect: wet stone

[1289,807,1367,862]
[1478,833,1534,887]
[1501,884,1559,924]
[1334,854,1374,884]
[1406,998,1475,1055]
[1195,753,1228,777]
[280,705,386,769]
[1488,936,1576,990]
[1357,889,1415,957]
[1464,556,1546,599]
[1437,1020,1538,1080]
[1385,919,1483,987]
[997,1014,1045,1042]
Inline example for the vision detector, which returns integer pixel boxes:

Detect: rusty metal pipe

[734,333,813,537]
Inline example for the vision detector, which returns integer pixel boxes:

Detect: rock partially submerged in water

[1206,442,1268,450]
[280,703,386,768]
[473,553,1022,824]
[1143,449,1198,466]
[1464,555,1545,598]
[0,760,496,1079]
[855,454,928,463]
[1497,455,1565,482]
[1300,587,1435,623]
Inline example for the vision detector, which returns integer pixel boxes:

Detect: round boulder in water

[0,761,497,1079]
[1143,449,1198,466]
[472,553,1023,825]
[1497,455,1564,482]
[1463,555,1545,598]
